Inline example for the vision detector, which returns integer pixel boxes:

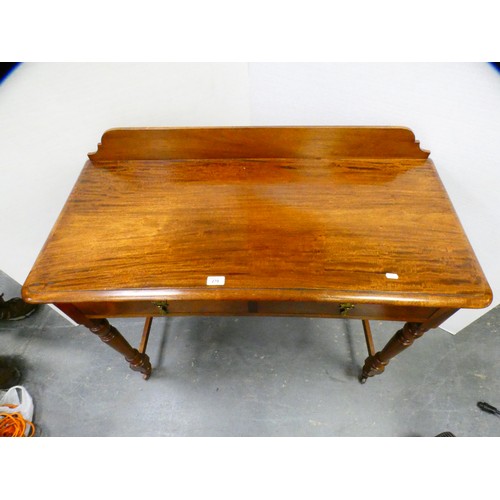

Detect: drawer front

[256,302,435,322]
[76,300,436,322]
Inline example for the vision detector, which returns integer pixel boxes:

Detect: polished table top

[23,127,492,311]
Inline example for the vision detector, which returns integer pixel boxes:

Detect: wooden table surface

[23,127,491,309]
[22,127,492,381]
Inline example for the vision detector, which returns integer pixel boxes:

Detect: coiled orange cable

[0,404,35,437]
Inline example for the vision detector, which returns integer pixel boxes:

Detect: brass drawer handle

[152,301,169,315]
[339,303,355,316]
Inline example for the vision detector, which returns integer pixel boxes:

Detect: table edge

[21,284,493,309]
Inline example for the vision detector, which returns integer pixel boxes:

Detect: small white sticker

[207,276,225,286]
[385,272,399,280]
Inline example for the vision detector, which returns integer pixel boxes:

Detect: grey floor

[1,269,499,437]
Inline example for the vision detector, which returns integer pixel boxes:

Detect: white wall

[248,63,500,333]
[0,62,250,285]
[1,62,497,333]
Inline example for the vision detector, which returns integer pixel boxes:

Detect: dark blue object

[490,62,500,73]
[0,62,21,84]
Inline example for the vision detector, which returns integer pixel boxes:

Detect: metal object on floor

[0,294,37,321]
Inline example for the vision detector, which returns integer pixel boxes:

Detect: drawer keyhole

[152,301,169,315]
[339,303,355,316]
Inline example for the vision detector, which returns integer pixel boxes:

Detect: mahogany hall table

[22,127,492,382]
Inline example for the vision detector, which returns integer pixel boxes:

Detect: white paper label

[206,276,225,286]
[385,272,399,280]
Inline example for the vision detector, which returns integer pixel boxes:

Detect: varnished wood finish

[88,127,430,162]
[139,317,153,355]
[22,127,492,381]
[361,322,425,382]
[56,303,152,379]
[74,300,437,322]
[360,307,458,382]
[362,320,375,358]
[23,159,491,307]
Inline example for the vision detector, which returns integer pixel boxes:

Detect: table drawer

[75,300,436,322]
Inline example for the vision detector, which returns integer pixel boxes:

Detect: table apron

[73,300,437,322]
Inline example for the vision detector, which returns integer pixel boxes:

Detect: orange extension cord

[0,404,35,437]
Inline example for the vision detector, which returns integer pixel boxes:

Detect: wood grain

[23,128,491,311]
[72,299,437,322]
[88,126,430,162]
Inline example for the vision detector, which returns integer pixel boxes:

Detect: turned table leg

[55,303,152,380]
[359,308,457,383]
[360,322,424,383]
[89,318,152,379]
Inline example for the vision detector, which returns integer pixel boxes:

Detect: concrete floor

[1,269,499,437]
